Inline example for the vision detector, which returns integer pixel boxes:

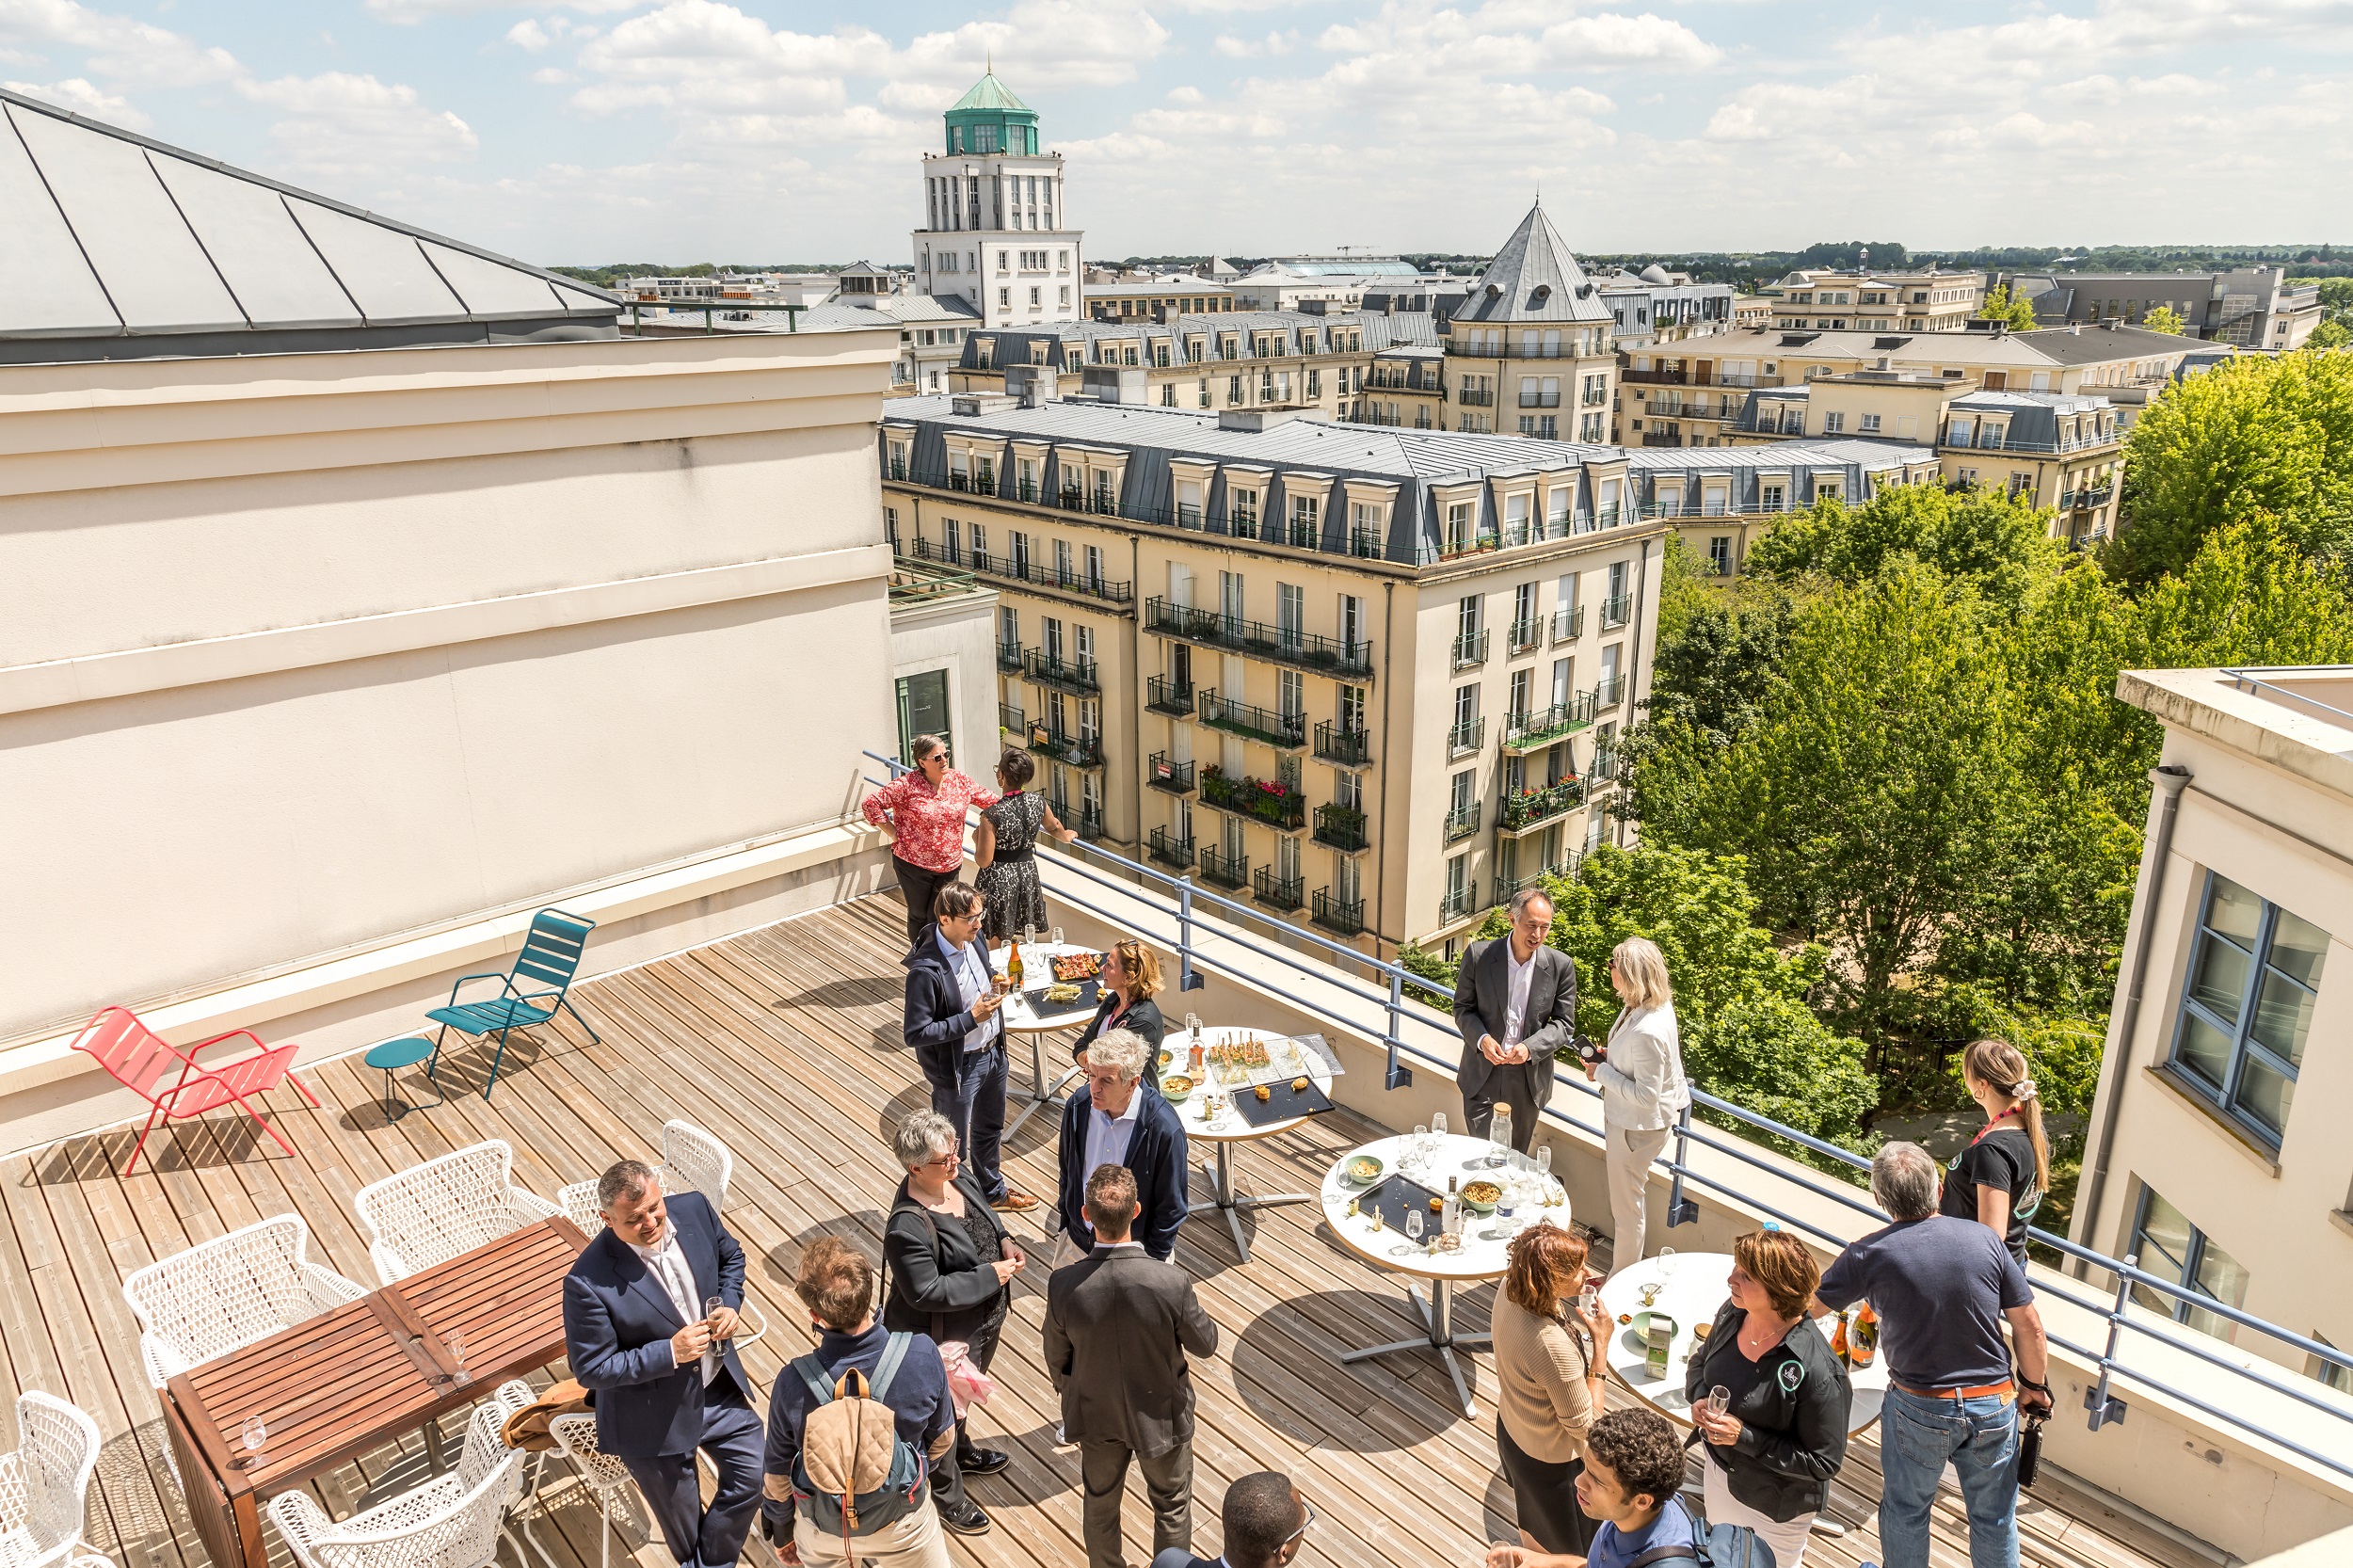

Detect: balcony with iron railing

[1591,744,1619,782]
[1508,617,1543,653]
[974,551,1135,606]
[1501,694,1599,753]
[1599,593,1632,629]
[1443,801,1481,842]
[1456,388,1496,407]
[1447,716,1485,758]
[1197,844,1249,890]
[1073,799,1108,840]
[1198,769,1308,830]
[1349,526,1386,560]
[1314,721,1372,767]
[1497,777,1586,835]
[1593,674,1626,709]
[1197,689,1307,750]
[1021,647,1099,695]
[1517,391,1561,409]
[1310,887,1365,936]
[1494,856,1578,907]
[1251,865,1306,910]
[998,701,1025,734]
[1025,724,1105,770]
[1142,599,1375,680]
[1146,824,1195,870]
[1423,534,1504,566]
[1146,752,1194,794]
[1313,802,1369,853]
[1437,884,1480,924]
[996,639,1025,674]
[1145,676,1195,717]
[1451,628,1489,668]
[1551,604,1586,644]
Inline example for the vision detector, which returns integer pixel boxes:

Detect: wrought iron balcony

[1142,599,1374,680]
[1444,802,1482,842]
[1456,388,1496,407]
[1501,695,1597,753]
[1447,716,1485,757]
[1451,629,1489,668]
[1147,753,1194,794]
[1314,721,1372,767]
[1311,888,1365,936]
[1024,725,1105,769]
[1198,769,1306,830]
[998,701,1025,734]
[974,552,1134,605]
[1551,604,1586,643]
[1251,866,1306,910]
[1197,688,1307,749]
[1145,676,1195,717]
[888,456,908,480]
[1313,803,1368,853]
[1600,593,1632,629]
[1494,857,1577,908]
[1438,885,1480,923]
[1146,826,1195,870]
[996,639,1025,673]
[1498,778,1586,834]
[1197,845,1249,889]
[1075,800,1108,840]
[1022,647,1099,695]
[1593,674,1626,708]
[1509,617,1543,652]
[1349,527,1386,560]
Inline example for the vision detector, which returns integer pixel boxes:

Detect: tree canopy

[1977,282,2041,330]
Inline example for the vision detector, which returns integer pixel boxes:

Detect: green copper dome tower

[914,67,1083,331]
[942,69,1039,156]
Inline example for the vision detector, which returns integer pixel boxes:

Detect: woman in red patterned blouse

[865,735,1000,945]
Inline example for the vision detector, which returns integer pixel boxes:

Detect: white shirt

[937,930,1000,1054]
[1502,940,1539,1051]
[1080,1088,1144,1233]
[629,1225,716,1384]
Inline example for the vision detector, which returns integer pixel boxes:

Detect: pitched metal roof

[1450,203,1610,326]
[0,86,619,364]
[949,73,1032,114]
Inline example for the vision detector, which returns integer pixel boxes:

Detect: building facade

[912,72,1083,329]
[1768,265,1986,333]
[1441,204,1617,442]
[1999,266,2322,350]
[1228,258,1422,312]
[1593,265,1736,350]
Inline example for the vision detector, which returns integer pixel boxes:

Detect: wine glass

[1708,1385,1732,1420]
[1432,1111,1448,1142]
[1023,921,1036,948]
[1051,925,1064,947]
[1657,1246,1677,1281]
[1412,1125,1429,1173]
[239,1416,266,1469]
[446,1330,471,1385]
[1405,1209,1425,1253]
[705,1295,726,1329]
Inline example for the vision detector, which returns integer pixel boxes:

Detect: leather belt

[1893,1379,2015,1401]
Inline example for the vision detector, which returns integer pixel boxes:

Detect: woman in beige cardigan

[1491,1222,1613,1554]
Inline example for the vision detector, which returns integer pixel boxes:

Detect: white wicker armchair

[268,1382,533,1568]
[121,1214,372,1389]
[0,1393,112,1568]
[355,1142,563,1285]
[537,1415,634,1568]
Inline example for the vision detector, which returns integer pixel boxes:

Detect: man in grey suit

[1044,1164,1220,1568]
[1453,888,1578,1153]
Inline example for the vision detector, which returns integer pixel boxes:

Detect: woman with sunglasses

[864,734,1000,946]
[1070,938,1168,1085]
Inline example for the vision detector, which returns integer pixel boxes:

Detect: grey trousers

[1607,1122,1671,1272]
[1079,1434,1193,1568]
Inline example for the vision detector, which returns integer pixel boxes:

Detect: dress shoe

[990,1190,1040,1212]
[958,1448,1010,1477]
[939,1500,992,1536]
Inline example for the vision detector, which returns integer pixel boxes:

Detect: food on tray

[1429,1196,1445,1212]
[1051,952,1101,982]
[1045,983,1081,1004]
[1463,1181,1501,1206]
[1290,1076,1310,1092]
[1254,1084,1272,1101]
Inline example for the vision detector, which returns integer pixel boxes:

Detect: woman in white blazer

[1585,936,1689,1272]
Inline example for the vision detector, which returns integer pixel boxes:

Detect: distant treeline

[548,262,857,286]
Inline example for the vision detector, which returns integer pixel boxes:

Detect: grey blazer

[1043,1246,1219,1458]
[1453,937,1579,1102]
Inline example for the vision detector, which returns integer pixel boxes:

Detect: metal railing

[1502,694,1597,751]
[1498,778,1585,832]
[1198,689,1307,749]
[975,551,1134,605]
[1438,885,1481,924]
[997,701,1024,734]
[1443,802,1481,841]
[1145,825,1195,870]
[1509,617,1543,651]
[1197,844,1249,889]
[1451,629,1489,667]
[1600,593,1632,629]
[1025,726,1105,769]
[1147,753,1194,793]
[1594,674,1626,708]
[868,744,2353,1488]
[995,640,1025,673]
[1022,647,1099,694]
[1313,803,1368,852]
[1314,721,1372,767]
[1142,599,1376,680]
[1552,604,1586,643]
[1495,856,1578,908]
[1198,770,1307,830]
[1252,866,1306,910]
[1145,676,1195,716]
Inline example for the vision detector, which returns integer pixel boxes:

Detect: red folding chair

[69,1007,320,1175]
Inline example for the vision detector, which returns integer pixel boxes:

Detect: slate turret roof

[1450,203,1612,327]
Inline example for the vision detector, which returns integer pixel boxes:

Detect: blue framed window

[2128,1187,2249,1342]
[2169,872,2328,1148]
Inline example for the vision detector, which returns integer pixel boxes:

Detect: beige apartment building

[2074,667,2353,1401]
[1768,264,1986,331]
[1439,204,1618,441]
[880,389,1937,954]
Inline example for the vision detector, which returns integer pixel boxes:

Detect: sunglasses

[1284,1498,1318,1546]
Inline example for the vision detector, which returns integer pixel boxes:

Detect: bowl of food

[1161,1074,1193,1104]
[1461,1179,1503,1215]
[1159,1049,1175,1072]
[1343,1153,1385,1187]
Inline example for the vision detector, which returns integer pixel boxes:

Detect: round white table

[1599,1252,1888,1435]
[1170,1026,1330,1264]
[989,940,1101,1136]
[1320,1131,1573,1418]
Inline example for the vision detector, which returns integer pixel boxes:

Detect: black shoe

[958,1448,1010,1477]
[939,1500,993,1536]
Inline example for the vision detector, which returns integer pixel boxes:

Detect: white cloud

[237,71,479,180]
[1214,30,1299,56]
[361,0,639,24]
[1,72,146,124]
[0,0,238,86]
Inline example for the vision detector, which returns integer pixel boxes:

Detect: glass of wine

[1405,1209,1426,1253]
[1412,1125,1429,1172]
[1657,1246,1677,1281]
[1051,925,1064,947]
[239,1416,266,1469]
[446,1329,471,1385]
[1708,1385,1732,1420]
[706,1295,726,1329]
[1023,922,1036,947]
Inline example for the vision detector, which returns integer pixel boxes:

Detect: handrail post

[2087,1255,2135,1431]
[1175,874,1205,993]
[1384,968,1413,1090]
[1666,1102,1699,1228]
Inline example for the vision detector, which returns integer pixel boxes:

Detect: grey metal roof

[1948,388,2112,413]
[2012,324,2204,366]
[1449,203,1610,326]
[0,85,618,363]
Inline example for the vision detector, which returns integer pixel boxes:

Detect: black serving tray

[1229,1074,1335,1126]
[1351,1172,1447,1236]
[1021,976,1099,1018]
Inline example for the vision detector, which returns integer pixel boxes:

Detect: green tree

[1977,282,2040,330]
[1743,485,2058,611]
[2140,304,2186,335]
[2312,319,2350,351]
[2110,351,2353,583]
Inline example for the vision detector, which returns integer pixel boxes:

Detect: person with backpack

[761,1238,957,1568]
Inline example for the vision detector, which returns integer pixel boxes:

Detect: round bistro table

[1166,1025,1332,1264]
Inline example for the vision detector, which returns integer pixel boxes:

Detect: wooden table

[162,1216,590,1568]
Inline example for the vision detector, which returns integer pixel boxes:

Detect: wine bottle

[1850,1304,1879,1369]
[1443,1176,1462,1239]
[1831,1308,1852,1368]
[1007,941,1024,992]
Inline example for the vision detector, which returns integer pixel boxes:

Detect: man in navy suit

[564,1160,765,1568]
[1053,1029,1188,1263]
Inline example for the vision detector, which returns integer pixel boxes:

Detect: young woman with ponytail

[1940,1038,2051,1263]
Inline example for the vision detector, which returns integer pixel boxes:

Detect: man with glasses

[1051,1027,1189,1264]
[1153,1473,1312,1568]
[903,881,1038,1213]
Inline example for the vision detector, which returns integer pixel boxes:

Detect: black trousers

[1462,1064,1546,1153]
[894,856,958,945]
[1497,1419,1600,1556]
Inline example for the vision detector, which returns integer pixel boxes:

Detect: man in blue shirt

[1815,1142,2054,1568]
[762,1238,958,1568]
[1481,1408,1692,1568]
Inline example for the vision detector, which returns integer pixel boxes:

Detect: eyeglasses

[1283,1498,1318,1545]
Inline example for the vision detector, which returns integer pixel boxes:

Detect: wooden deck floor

[4,895,2204,1568]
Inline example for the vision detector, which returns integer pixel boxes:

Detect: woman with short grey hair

[882,1110,1026,1536]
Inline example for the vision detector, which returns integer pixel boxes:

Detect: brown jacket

[1491,1292,1599,1464]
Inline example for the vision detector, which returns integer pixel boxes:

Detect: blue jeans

[934,1042,1009,1202]
[1879,1388,2020,1568]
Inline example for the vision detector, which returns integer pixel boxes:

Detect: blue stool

[364,1036,440,1122]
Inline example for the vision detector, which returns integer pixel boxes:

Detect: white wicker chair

[121,1214,372,1389]
[0,1393,112,1568]
[268,1383,533,1568]
[537,1415,634,1568]
[355,1142,562,1285]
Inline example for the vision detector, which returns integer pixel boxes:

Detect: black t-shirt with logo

[1941,1123,2039,1262]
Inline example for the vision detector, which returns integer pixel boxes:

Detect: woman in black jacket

[1684,1229,1852,1566]
[1068,936,1168,1084]
[884,1110,1026,1537]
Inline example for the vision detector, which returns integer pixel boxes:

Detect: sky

[5,0,2350,268]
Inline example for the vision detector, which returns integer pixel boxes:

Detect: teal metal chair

[425,908,600,1098]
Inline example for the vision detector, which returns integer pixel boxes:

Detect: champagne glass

[1023,921,1036,947]
[446,1330,471,1385]
[1657,1246,1677,1281]
[1432,1111,1448,1142]
[1405,1209,1425,1253]
[1708,1385,1732,1420]
[1051,925,1064,947]
[706,1295,726,1330]
[1412,1125,1429,1173]
[239,1415,266,1469]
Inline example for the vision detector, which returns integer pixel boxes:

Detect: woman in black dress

[884,1110,1026,1536]
[1069,936,1168,1085]
[973,748,1076,941]
[1942,1036,2049,1263]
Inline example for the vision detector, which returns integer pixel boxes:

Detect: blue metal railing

[856,751,2353,1480]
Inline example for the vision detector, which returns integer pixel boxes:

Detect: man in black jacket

[902,882,1037,1212]
[1054,1028,1189,1262]
[1046,1165,1220,1568]
[1452,888,1578,1153]
[1151,1472,1310,1568]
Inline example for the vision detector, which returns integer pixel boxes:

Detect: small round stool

[364,1036,440,1121]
